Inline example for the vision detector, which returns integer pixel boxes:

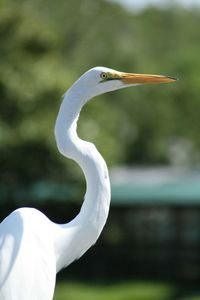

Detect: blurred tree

[0,0,200,192]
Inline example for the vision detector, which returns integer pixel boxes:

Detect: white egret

[0,67,175,299]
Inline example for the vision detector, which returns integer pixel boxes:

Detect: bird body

[0,67,175,299]
[0,208,56,299]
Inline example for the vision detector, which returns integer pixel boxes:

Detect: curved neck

[54,87,111,271]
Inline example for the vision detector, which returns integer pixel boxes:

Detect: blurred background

[1,0,200,299]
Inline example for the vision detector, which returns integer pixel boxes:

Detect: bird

[0,67,176,299]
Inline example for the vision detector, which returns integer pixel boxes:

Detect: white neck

[54,86,111,272]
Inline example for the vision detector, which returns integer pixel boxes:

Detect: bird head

[72,66,176,100]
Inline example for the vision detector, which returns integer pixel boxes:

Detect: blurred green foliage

[54,281,173,300]
[1,0,200,188]
[54,281,200,300]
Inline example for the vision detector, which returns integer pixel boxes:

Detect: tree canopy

[1,0,200,190]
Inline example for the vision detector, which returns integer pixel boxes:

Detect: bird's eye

[100,72,108,80]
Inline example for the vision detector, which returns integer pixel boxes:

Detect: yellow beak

[115,72,177,84]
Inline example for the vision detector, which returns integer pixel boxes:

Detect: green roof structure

[110,167,200,205]
[1,167,200,206]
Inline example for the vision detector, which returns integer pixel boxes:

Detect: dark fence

[1,201,200,282]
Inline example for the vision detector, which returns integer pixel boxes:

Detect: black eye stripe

[107,77,120,81]
[100,77,120,83]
